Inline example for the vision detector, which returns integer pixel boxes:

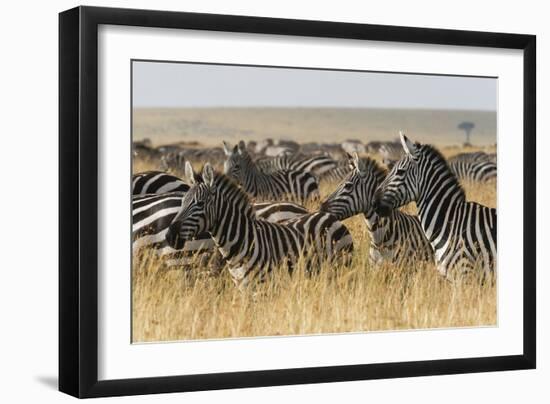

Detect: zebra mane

[362,157,387,181]
[239,148,254,163]
[419,144,466,198]
[212,171,256,218]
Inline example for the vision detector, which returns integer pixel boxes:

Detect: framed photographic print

[59,6,536,398]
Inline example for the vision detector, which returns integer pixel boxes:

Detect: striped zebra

[132,171,190,196]
[255,153,337,179]
[320,156,385,184]
[379,141,404,168]
[160,151,187,173]
[320,153,433,266]
[448,158,497,183]
[133,192,218,269]
[450,151,496,164]
[133,191,310,270]
[373,133,497,277]
[165,162,353,287]
[320,160,352,183]
[223,141,319,202]
[341,139,366,154]
[253,138,300,155]
[448,152,497,183]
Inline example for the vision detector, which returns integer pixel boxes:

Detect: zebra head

[373,132,420,217]
[166,162,215,249]
[223,140,249,182]
[320,153,385,220]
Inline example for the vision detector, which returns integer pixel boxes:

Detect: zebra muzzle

[166,222,187,250]
[372,195,392,218]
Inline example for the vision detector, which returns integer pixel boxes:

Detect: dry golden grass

[132,152,496,343]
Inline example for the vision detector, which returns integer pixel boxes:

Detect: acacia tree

[458,121,475,145]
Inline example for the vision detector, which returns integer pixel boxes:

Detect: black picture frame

[59,5,536,398]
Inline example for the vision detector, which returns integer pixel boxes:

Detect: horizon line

[132,105,497,112]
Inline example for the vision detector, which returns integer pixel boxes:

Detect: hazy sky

[132,61,496,111]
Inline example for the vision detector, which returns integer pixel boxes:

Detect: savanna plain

[132,108,497,343]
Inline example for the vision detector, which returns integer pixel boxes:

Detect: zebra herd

[133,133,497,286]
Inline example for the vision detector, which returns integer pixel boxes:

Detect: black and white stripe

[133,191,310,270]
[379,141,405,168]
[449,151,496,164]
[223,141,320,202]
[165,163,353,287]
[255,153,338,180]
[320,153,433,266]
[374,133,497,277]
[448,152,497,183]
[132,192,215,268]
[132,171,189,196]
[160,151,187,174]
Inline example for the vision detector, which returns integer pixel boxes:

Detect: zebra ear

[222,141,233,156]
[238,140,246,154]
[202,163,215,187]
[353,152,367,177]
[184,161,196,185]
[399,131,418,158]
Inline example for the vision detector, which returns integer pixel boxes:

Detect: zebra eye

[396,169,406,175]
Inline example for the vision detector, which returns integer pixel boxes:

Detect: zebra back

[448,159,497,183]
[255,153,337,178]
[223,141,319,202]
[132,171,189,195]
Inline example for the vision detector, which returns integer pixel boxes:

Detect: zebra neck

[242,158,267,193]
[416,179,464,244]
[211,213,256,263]
[209,176,257,262]
[363,211,393,246]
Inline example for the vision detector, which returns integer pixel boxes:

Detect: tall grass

[132,148,496,343]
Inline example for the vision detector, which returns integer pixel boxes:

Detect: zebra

[383,149,498,182]
[379,141,404,167]
[158,145,226,164]
[132,171,189,196]
[132,140,160,162]
[133,191,310,271]
[373,132,497,277]
[299,142,343,158]
[448,158,497,183]
[180,147,226,163]
[132,192,217,269]
[320,156,384,184]
[165,162,354,287]
[319,159,352,183]
[254,153,337,179]
[160,151,187,174]
[253,138,300,155]
[447,152,497,183]
[341,139,366,154]
[449,151,496,164]
[223,141,319,202]
[320,153,433,266]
